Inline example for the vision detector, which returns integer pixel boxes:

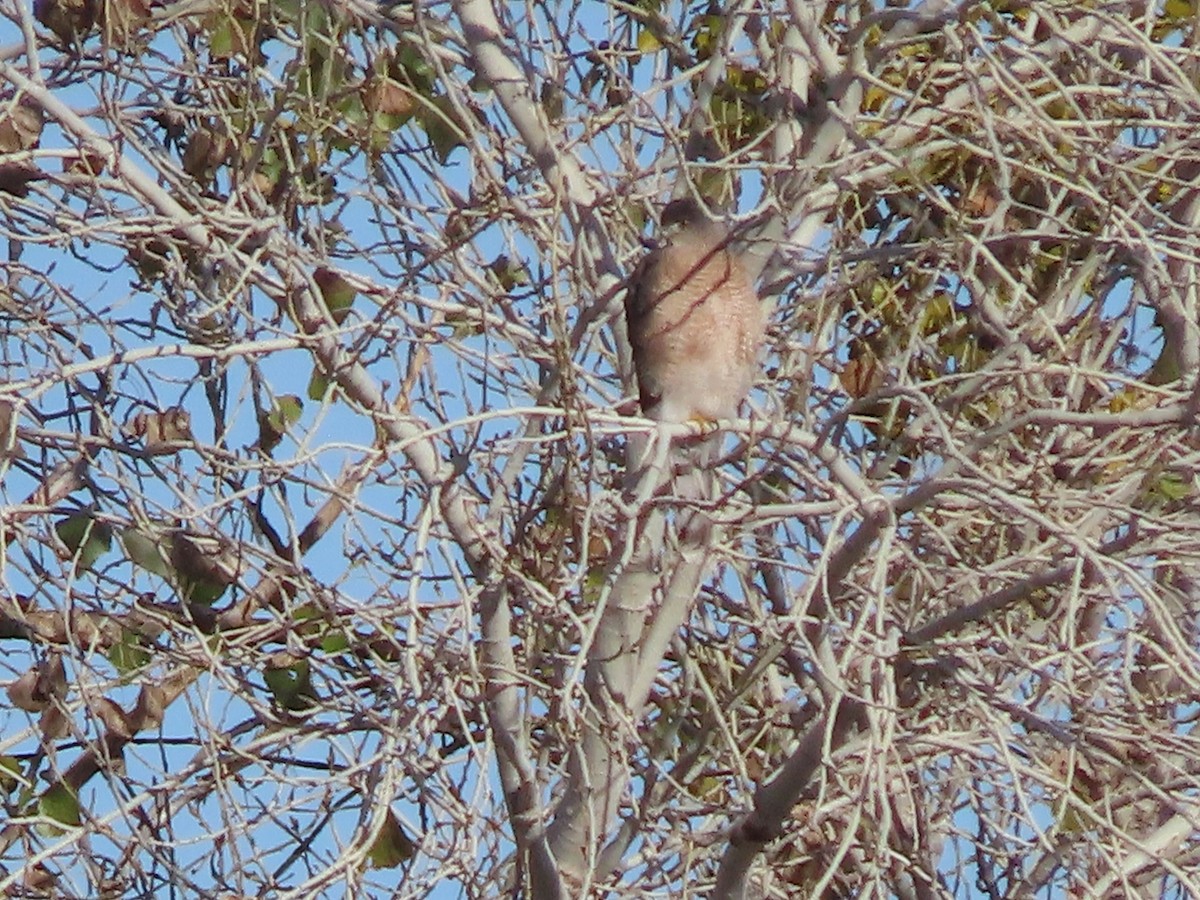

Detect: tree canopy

[2,1,1200,897]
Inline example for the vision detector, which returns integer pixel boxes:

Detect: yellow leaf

[636,27,661,53]
[1164,0,1195,19]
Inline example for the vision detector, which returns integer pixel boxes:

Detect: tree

[2,0,1199,896]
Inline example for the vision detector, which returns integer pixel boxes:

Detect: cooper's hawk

[623,198,764,533]
[625,197,764,426]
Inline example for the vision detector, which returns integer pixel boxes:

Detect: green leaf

[314,267,357,323]
[0,755,21,794]
[55,514,112,571]
[1146,335,1181,386]
[259,395,304,453]
[320,630,350,654]
[254,140,292,195]
[273,395,303,429]
[582,567,605,605]
[168,533,237,606]
[208,17,248,60]
[274,0,304,25]
[120,527,171,577]
[178,577,227,606]
[263,656,315,710]
[209,18,234,57]
[368,809,415,868]
[39,782,81,831]
[307,368,333,401]
[369,110,408,153]
[1155,472,1190,502]
[394,43,435,94]
[108,628,152,675]
[421,95,468,164]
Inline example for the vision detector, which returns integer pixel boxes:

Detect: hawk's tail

[624,427,724,547]
[671,431,723,546]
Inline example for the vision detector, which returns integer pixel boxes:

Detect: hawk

[625,197,764,426]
